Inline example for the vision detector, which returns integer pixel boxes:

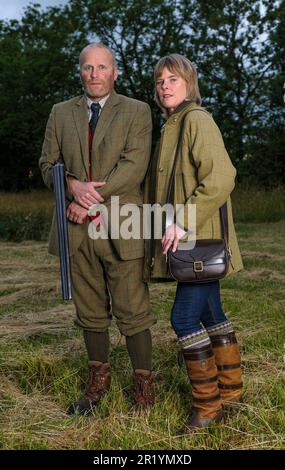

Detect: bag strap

[165,108,229,247]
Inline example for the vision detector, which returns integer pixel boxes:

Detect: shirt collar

[86,94,110,110]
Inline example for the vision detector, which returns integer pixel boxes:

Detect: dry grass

[0,190,53,216]
[0,221,285,450]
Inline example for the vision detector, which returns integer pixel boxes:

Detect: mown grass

[0,186,284,241]
[0,217,284,449]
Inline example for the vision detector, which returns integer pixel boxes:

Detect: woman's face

[156,67,187,113]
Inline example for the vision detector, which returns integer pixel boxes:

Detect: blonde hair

[154,54,201,112]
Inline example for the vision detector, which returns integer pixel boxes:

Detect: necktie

[88,102,102,226]
[89,102,101,136]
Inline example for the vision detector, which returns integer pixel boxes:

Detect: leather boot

[179,344,223,433]
[210,332,243,408]
[133,369,154,411]
[67,362,111,415]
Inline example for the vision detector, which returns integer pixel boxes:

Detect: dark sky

[0,0,69,21]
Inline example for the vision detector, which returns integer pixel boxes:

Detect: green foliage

[75,0,285,178]
[0,4,88,191]
[194,0,285,185]
[0,0,284,190]
[0,213,50,241]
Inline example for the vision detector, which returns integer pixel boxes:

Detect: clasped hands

[66,177,106,224]
[66,178,186,249]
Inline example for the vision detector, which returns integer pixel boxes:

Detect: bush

[0,213,51,241]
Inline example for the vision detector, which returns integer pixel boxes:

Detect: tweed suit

[40,90,156,335]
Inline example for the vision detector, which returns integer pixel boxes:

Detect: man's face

[80,47,118,100]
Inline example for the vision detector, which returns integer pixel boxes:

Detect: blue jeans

[171,281,228,339]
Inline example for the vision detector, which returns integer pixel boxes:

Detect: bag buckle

[194,261,203,272]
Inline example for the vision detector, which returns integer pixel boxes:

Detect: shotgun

[52,162,72,300]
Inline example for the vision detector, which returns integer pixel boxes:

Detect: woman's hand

[161,224,187,255]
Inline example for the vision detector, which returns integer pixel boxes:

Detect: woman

[145,54,244,432]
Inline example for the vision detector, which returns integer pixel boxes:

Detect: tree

[183,0,283,173]
[69,0,200,135]
[0,3,88,190]
[70,0,284,177]
[0,0,283,190]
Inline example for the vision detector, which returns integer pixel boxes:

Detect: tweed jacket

[40,90,152,260]
[144,101,243,281]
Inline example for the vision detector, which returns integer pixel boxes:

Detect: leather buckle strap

[218,382,243,390]
[194,261,204,272]
[211,332,237,347]
[217,363,241,371]
[191,375,218,385]
[193,393,221,404]
[183,347,213,362]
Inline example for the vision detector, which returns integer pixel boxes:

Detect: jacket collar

[164,100,202,127]
[170,99,195,116]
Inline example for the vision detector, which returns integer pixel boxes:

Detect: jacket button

[158,167,164,172]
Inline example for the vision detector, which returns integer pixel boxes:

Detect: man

[39,43,155,415]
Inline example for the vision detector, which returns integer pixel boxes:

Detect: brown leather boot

[178,344,223,433]
[210,332,243,408]
[67,362,111,415]
[133,369,154,411]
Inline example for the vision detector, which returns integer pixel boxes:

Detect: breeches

[70,234,155,336]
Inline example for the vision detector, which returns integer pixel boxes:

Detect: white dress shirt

[87,95,110,122]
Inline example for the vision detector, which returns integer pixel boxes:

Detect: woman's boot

[210,331,243,407]
[179,343,223,433]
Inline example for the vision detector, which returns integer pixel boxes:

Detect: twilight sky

[0,0,69,21]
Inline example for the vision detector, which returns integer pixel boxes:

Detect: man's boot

[210,332,243,408]
[133,369,154,411]
[179,344,223,433]
[67,361,111,415]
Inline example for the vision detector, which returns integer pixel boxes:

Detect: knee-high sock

[83,330,110,363]
[206,320,234,338]
[126,329,152,371]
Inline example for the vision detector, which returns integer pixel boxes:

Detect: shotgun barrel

[52,162,72,300]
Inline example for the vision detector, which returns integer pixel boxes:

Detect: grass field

[0,188,284,449]
[0,215,284,449]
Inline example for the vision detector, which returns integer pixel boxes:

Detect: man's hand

[161,224,187,255]
[67,201,89,224]
[67,177,106,209]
